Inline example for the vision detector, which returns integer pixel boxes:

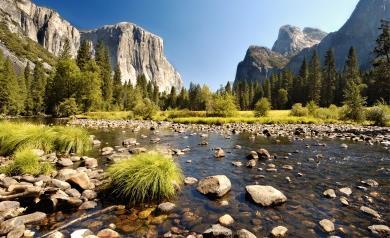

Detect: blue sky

[34,0,359,90]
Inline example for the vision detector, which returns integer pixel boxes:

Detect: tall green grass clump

[0,149,53,176]
[0,122,56,155]
[107,152,183,204]
[313,105,341,120]
[53,126,91,154]
[0,122,91,156]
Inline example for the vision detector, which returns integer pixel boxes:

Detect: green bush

[133,98,159,119]
[290,103,309,117]
[313,105,340,120]
[254,98,271,117]
[206,93,237,117]
[107,151,183,204]
[0,122,91,156]
[306,101,319,115]
[0,149,53,176]
[56,98,79,118]
[366,103,390,126]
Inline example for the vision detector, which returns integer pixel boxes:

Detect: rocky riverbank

[70,119,390,149]
[0,119,389,237]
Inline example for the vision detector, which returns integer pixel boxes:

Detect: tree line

[0,20,388,118]
[233,20,389,111]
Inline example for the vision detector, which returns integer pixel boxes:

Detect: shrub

[254,98,271,117]
[107,151,183,204]
[366,102,390,126]
[206,93,237,117]
[56,98,79,118]
[290,103,308,117]
[313,105,340,120]
[0,149,53,176]
[165,109,206,119]
[133,98,159,119]
[342,82,366,122]
[306,101,319,115]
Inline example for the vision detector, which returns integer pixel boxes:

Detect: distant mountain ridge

[272,25,327,57]
[287,0,390,72]
[0,0,182,92]
[235,24,326,83]
[235,0,390,85]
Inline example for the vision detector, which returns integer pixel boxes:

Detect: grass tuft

[0,122,91,156]
[0,148,54,176]
[53,126,92,154]
[107,152,183,204]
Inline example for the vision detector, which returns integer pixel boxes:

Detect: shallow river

[35,125,389,237]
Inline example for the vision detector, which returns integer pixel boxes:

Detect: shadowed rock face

[235,46,289,84]
[286,0,390,72]
[272,25,327,57]
[81,23,182,92]
[0,0,182,92]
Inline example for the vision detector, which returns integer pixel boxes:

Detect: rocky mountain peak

[0,0,182,92]
[272,25,327,57]
[235,46,288,83]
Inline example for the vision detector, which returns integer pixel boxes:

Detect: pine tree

[112,65,123,107]
[24,63,34,115]
[225,82,232,94]
[152,82,160,105]
[78,60,102,112]
[371,20,390,103]
[46,57,81,113]
[77,40,92,70]
[307,50,322,104]
[31,61,46,114]
[344,47,361,85]
[0,58,21,115]
[263,79,271,102]
[60,39,72,60]
[298,58,309,102]
[168,86,177,109]
[321,49,337,106]
[96,41,113,105]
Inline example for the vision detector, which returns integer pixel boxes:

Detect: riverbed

[34,121,390,237]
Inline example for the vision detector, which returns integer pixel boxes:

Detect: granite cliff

[0,0,182,91]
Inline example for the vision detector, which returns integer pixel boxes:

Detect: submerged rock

[257,148,271,159]
[203,224,232,238]
[214,148,225,158]
[323,189,336,198]
[158,202,176,213]
[246,185,287,206]
[368,225,390,235]
[236,229,257,238]
[70,229,94,238]
[218,214,234,226]
[319,219,335,233]
[360,206,381,218]
[271,226,288,237]
[197,175,231,197]
[96,228,120,238]
[184,177,198,185]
